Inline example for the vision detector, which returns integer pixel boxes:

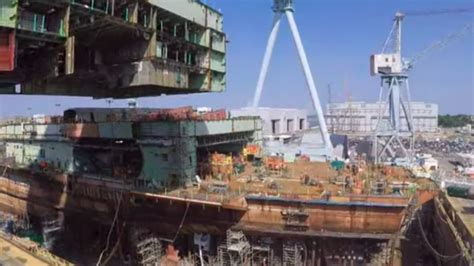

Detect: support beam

[374,75,414,163]
[111,0,115,16]
[252,13,282,108]
[286,10,332,152]
[251,0,333,156]
[129,2,139,24]
[145,8,158,58]
[65,36,75,75]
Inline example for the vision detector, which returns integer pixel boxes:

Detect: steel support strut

[285,10,332,152]
[252,0,332,154]
[374,75,414,163]
[252,13,282,109]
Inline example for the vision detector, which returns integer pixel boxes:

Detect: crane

[371,8,473,164]
[251,0,333,156]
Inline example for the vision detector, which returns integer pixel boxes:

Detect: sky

[0,0,473,117]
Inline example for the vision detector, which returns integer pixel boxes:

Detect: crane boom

[403,7,474,16]
[405,23,473,71]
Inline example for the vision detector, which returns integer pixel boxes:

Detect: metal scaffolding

[136,236,162,266]
[251,238,274,265]
[218,229,252,266]
[282,240,305,266]
[130,228,162,266]
[42,216,63,250]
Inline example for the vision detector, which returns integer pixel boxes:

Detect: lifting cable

[96,189,124,266]
[416,212,465,261]
[171,202,190,243]
[99,220,127,266]
[434,200,449,225]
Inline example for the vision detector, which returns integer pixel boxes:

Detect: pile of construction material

[132,107,228,122]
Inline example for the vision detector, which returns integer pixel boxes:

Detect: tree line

[438,114,473,128]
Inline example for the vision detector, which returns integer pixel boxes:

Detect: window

[161,154,169,162]
[39,149,46,158]
[271,119,280,134]
[299,119,305,130]
[286,119,294,132]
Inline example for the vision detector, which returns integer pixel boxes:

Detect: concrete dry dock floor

[0,235,49,266]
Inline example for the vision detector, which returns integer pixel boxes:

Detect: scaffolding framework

[282,240,305,266]
[130,228,162,265]
[218,230,252,266]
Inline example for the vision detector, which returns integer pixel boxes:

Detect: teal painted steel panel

[139,122,181,137]
[6,140,73,171]
[139,137,197,189]
[195,121,232,136]
[98,122,133,139]
[232,119,257,132]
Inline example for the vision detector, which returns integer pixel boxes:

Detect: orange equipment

[264,156,285,171]
[210,152,233,180]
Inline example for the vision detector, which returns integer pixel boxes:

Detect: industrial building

[231,107,308,136]
[326,101,438,134]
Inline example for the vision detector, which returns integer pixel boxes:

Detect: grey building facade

[326,101,438,134]
[231,107,308,136]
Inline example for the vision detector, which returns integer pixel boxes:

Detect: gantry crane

[371,8,473,164]
[251,0,333,156]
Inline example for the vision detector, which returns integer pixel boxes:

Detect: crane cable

[96,189,124,266]
[416,212,465,261]
[171,202,190,243]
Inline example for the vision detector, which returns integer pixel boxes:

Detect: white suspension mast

[252,0,332,154]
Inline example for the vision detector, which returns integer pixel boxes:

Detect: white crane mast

[252,0,333,156]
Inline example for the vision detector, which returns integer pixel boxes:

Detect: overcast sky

[0,0,472,117]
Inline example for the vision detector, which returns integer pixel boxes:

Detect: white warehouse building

[231,107,308,136]
[326,101,438,134]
